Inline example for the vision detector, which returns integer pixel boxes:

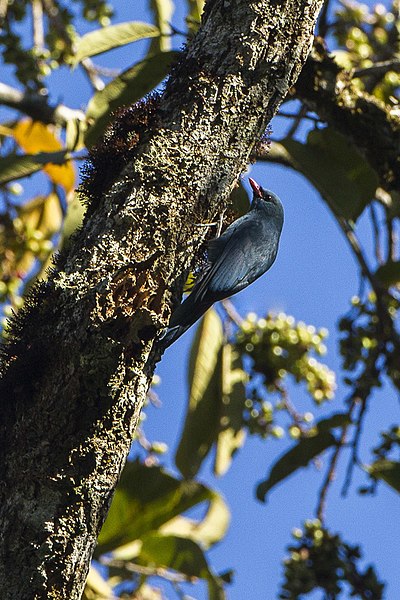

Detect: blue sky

[1,0,398,598]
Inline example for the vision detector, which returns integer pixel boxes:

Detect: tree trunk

[0,1,323,597]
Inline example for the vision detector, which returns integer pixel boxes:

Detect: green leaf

[61,192,85,245]
[367,460,400,493]
[73,21,160,64]
[149,0,174,52]
[280,128,378,221]
[230,181,251,217]
[214,344,247,476]
[139,533,207,575]
[175,309,224,479]
[375,261,400,287]
[83,566,114,600]
[85,51,178,146]
[96,460,213,556]
[160,492,230,549]
[256,413,350,502]
[315,412,351,432]
[186,0,205,24]
[138,534,226,599]
[0,150,69,185]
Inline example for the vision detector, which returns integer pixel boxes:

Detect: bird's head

[249,178,284,222]
[249,177,279,206]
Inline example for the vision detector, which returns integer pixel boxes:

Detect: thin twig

[42,0,104,91]
[277,110,321,123]
[221,298,243,326]
[216,209,226,237]
[341,398,368,496]
[316,419,350,523]
[102,558,194,584]
[354,59,400,79]
[81,58,105,92]
[135,428,152,452]
[147,386,161,407]
[317,0,331,37]
[335,216,381,293]
[335,216,394,345]
[341,343,382,497]
[276,384,306,431]
[0,82,85,125]
[0,0,8,22]
[32,0,44,51]
[369,203,383,264]
[87,63,121,78]
[316,399,357,522]
[387,216,396,262]
[286,104,308,138]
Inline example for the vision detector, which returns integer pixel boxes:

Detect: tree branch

[0,82,85,125]
[0,1,324,598]
[354,59,400,79]
[294,39,400,192]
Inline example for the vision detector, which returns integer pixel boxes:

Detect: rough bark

[0,1,323,598]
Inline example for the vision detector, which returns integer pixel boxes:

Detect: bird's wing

[192,219,264,302]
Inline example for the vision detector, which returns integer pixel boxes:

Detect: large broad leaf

[112,491,230,561]
[256,413,350,501]
[96,460,213,556]
[12,120,75,192]
[0,151,69,185]
[175,309,224,479]
[186,0,205,23]
[19,193,63,237]
[214,344,247,476]
[367,460,400,493]
[85,50,178,146]
[278,128,378,221]
[82,567,114,600]
[375,261,400,287]
[149,0,174,52]
[73,21,160,64]
[61,192,86,244]
[138,534,226,599]
[160,492,230,550]
[7,193,64,289]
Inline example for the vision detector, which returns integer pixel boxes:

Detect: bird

[160,177,284,348]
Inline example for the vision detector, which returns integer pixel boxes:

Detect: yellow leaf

[0,124,15,137]
[175,309,224,478]
[214,344,247,476]
[159,493,230,549]
[83,566,114,600]
[45,162,76,194]
[13,119,76,193]
[19,196,47,232]
[15,250,36,278]
[19,193,63,237]
[41,192,64,236]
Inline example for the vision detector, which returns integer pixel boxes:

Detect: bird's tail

[158,323,190,349]
[158,292,213,349]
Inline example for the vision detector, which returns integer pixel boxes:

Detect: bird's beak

[249,177,262,198]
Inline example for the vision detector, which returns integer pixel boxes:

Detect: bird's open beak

[249,177,262,198]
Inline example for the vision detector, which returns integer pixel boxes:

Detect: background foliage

[0,0,399,598]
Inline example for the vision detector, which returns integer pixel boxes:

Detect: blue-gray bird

[161,178,284,348]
